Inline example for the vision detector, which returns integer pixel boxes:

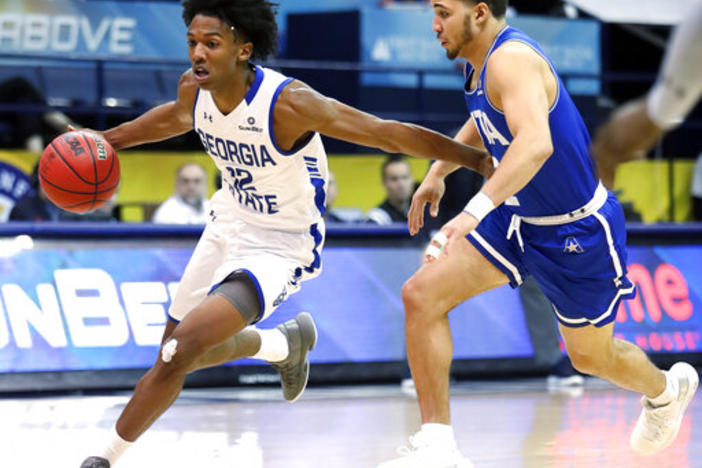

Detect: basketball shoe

[270,312,317,402]
[377,430,473,468]
[630,362,699,455]
[80,456,110,468]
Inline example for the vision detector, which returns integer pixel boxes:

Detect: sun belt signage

[0,244,699,374]
[0,0,186,59]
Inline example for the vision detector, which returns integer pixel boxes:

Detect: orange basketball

[39,131,120,213]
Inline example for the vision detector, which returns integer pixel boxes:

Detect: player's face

[383,162,414,204]
[432,0,474,60]
[187,14,241,90]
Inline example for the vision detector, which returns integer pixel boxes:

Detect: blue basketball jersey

[464,26,598,217]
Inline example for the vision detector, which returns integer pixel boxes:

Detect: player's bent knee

[401,277,427,313]
[157,334,208,376]
[568,351,607,377]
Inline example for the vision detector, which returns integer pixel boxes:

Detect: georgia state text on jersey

[193,65,328,233]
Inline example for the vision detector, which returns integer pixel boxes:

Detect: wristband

[463,191,495,222]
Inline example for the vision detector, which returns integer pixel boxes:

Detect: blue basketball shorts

[467,191,636,328]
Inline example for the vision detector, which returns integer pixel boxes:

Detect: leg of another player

[560,322,699,454]
[378,239,508,467]
[559,322,665,396]
[402,239,508,425]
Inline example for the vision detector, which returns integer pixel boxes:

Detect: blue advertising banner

[0,243,531,373]
[0,241,700,374]
[0,0,187,59]
[360,9,601,94]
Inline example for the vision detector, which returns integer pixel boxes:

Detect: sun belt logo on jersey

[239,116,263,133]
[564,236,584,254]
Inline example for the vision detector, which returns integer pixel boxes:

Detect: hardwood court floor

[4,379,701,468]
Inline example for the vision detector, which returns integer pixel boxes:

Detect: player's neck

[209,63,256,115]
[462,20,507,73]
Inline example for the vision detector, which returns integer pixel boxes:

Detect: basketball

[39,131,120,213]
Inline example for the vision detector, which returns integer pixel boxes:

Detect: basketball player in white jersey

[593,2,702,188]
[79,1,495,467]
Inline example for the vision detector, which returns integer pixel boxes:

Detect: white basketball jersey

[193,66,328,233]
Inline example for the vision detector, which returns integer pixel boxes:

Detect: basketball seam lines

[40,174,119,195]
[50,140,99,186]
[82,133,99,211]
[96,149,116,185]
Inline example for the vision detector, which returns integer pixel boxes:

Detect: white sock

[420,423,456,447]
[99,426,133,465]
[649,370,679,407]
[251,328,289,362]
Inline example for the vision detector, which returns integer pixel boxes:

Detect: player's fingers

[67,125,76,132]
[423,231,448,262]
[408,199,426,235]
[430,197,440,217]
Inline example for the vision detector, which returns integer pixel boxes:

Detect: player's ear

[474,2,490,24]
[237,42,253,62]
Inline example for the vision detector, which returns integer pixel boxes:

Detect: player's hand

[408,174,445,236]
[67,125,106,141]
[423,211,478,263]
[478,154,496,179]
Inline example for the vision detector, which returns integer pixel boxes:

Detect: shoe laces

[641,399,677,441]
[396,431,432,456]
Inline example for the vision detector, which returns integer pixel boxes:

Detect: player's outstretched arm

[273,81,494,178]
[408,119,486,235]
[101,70,199,150]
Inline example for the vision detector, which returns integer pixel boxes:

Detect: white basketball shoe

[377,430,473,468]
[630,362,699,455]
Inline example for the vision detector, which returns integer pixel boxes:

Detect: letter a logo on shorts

[563,236,584,254]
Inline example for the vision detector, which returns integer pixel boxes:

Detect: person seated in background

[366,155,414,225]
[324,171,362,223]
[9,162,120,222]
[9,163,64,221]
[0,76,77,152]
[693,153,702,221]
[152,163,209,224]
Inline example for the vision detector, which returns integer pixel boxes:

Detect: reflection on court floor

[3,380,700,468]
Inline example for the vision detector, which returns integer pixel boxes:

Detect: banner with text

[0,243,699,373]
[0,0,186,59]
[361,9,601,94]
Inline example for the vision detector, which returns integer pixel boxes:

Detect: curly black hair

[182,0,279,60]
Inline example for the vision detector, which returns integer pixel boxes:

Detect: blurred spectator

[692,153,702,221]
[324,171,363,223]
[152,163,209,224]
[8,162,119,222]
[9,163,63,221]
[366,155,414,225]
[0,76,77,151]
[60,192,120,222]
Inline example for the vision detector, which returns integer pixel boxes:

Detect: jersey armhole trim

[483,38,561,116]
[192,87,201,128]
[268,78,316,156]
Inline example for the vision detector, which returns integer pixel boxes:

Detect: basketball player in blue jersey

[592,2,702,188]
[78,1,498,467]
[378,1,699,467]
